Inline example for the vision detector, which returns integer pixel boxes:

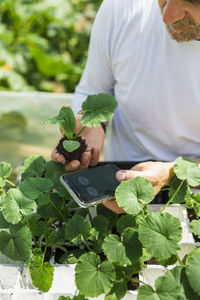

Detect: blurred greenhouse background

[0,0,102,93]
[0,0,102,168]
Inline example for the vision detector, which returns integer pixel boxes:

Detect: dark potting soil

[127,274,139,290]
[56,136,87,161]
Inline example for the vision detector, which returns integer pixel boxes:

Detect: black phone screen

[61,164,120,205]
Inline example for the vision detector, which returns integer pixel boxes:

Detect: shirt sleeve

[71,0,115,114]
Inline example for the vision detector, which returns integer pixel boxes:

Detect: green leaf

[116,215,137,234]
[138,266,187,300]
[0,224,32,263]
[191,194,200,217]
[174,157,200,187]
[29,255,54,292]
[2,188,36,224]
[37,193,70,221]
[65,215,91,243]
[138,212,182,260]
[45,160,71,197]
[63,140,80,152]
[20,155,46,180]
[0,162,12,188]
[60,249,87,264]
[186,248,200,296]
[75,252,115,297]
[102,228,142,265]
[45,106,76,139]
[106,279,127,300]
[115,177,155,215]
[92,215,109,239]
[0,211,9,229]
[97,204,119,228]
[190,219,200,238]
[18,178,53,200]
[168,177,188,203]
[81,93,118,127]
[28,214,47,237]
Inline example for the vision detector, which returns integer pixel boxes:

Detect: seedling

[45,93,118,161]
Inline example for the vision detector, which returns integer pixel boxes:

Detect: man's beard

[166,16,200,42]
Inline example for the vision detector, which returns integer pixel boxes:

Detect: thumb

[116,170,140,182]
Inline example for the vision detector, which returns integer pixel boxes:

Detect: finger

[89,148,100,167]
[116,169,158,186]
[103,199,124,214]
[115,170,139,181]
[64,160,80,172]
[131,161,154,171]
[51,149,65,162]
[79,150,92,170]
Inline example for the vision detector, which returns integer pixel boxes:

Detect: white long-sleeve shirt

[71,0,200,162]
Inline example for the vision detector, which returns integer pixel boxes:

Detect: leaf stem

[81,236,91,251]
[6,179,16,187]
[131,277,148,286]
[49,199,68,222]
[42,245,48,264]
[73,126,86,140]
[60,124,70,140]
[52,244,67,252]
[87,208,93,223]
[160,180,184,213]
[176,253,184,266]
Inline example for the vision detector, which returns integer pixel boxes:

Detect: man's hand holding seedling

[52,113,105,171]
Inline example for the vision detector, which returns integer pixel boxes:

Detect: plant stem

[160,180,184,213]
[6,179,16,187]
[81,236,91,251]
[73,126,86,140]
[131,277,147,286]
[49,199,68,222]
[42,245,48,264]
[53,244,67,252]
[87,208,93,223]
[141,209,146,219]
[60,125,70,140]
[176,254,184,266]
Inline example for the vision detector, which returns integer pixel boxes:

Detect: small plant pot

[56,136,87,162]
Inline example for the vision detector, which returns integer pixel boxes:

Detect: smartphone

[60,164,120,207]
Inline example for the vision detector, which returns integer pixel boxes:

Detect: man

[52,0,200,213]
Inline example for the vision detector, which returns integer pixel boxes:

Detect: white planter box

[140,264,175,288]
[0,264,76,299]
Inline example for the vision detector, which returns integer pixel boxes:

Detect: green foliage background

[0,0,102,93]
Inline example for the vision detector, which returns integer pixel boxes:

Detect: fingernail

[117,171,126,181]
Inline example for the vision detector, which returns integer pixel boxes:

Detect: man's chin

[166,26,200,42]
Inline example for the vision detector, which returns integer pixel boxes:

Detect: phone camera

[78,176,89,185]
[87,186,98,196]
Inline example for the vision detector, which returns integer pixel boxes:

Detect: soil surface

[127,274,139,290]
[56,136,87,161]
